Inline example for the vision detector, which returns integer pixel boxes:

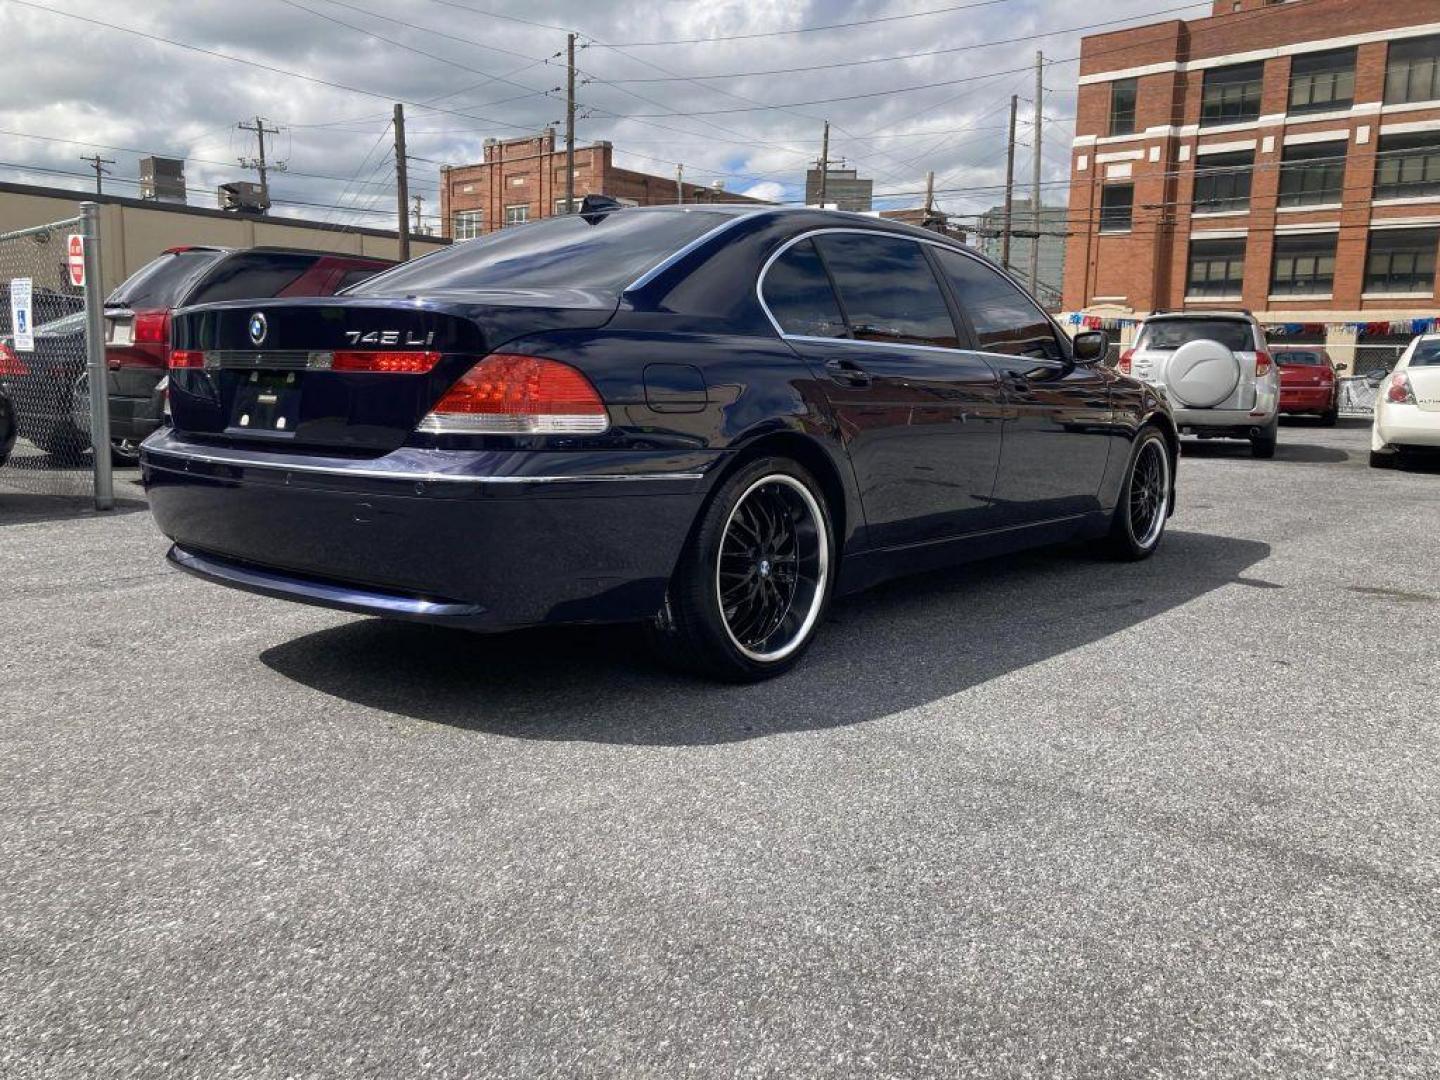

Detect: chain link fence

[1338,343,1411,418]
[0,206,112,508]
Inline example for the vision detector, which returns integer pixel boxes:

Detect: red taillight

[1387,371,1417,405]
[0,343,28,376]
[1255,351,1273,377]
[133,309,171,345]
[1118,348,1134,374]
[169,350,205,369]
[331,350,441,374]
[419,353,608,435]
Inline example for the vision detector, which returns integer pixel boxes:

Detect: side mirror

[1072,329,1108,365]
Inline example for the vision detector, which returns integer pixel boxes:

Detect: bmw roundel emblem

[248,311,268,346]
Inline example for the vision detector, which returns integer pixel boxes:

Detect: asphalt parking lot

[2,418,1438,1079]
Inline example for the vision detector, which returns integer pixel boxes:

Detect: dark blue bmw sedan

[142,201,1176,680]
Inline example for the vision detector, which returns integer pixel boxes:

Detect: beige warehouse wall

[1,182,446,295]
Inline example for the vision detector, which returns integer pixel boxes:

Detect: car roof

[1144,310,1255,322]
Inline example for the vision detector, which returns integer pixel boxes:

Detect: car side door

[763,231,1006,549]
[932,249,1115,526]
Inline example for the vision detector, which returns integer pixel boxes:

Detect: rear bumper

[1375,404,1440,450]
[142,430,715,630]
[107,367,165,442]
[1279,387,1335,413]
[1172,405,1277,437]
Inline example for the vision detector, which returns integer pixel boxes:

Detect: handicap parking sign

[10,277,33,352]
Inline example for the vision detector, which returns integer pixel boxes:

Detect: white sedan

[1371,334,1440,469]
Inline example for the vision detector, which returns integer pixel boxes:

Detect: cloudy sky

[0,0,1200,232]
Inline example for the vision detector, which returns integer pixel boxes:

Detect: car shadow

[1180,438,1350,464]
[0,491,148,526]
[260,529,1270,746]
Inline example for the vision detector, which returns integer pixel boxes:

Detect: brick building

[1063,0,1440,371]
[439,131,766,241]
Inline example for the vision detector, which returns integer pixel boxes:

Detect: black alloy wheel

[650,456,833,681]
[1105,426,1171,560]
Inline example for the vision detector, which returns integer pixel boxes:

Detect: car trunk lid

[167,291,617,455]
[1407,363,1440,412]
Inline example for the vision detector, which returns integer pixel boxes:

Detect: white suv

[1121,311,1280,458]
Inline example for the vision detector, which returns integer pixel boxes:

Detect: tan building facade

[1063,0,1440,371]
[0,180,445,295]
[439,131,765,239]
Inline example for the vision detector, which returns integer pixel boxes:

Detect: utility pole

[565,32,577,215]
[924,170,934,214]
[393,103,410,260]
[1002,94,1018,272]
[237,116,282,212]
[675,164,684,205]
[412,195,425,236]
[1029,51,1043,293]
[79,154,114,195]
[817,120,830,207]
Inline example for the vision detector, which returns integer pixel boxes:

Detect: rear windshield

[1139,319,1254,352]
[349,209,736,295]
[1275,350,1326,365]
[186,252,321,305]
[1412,340,1440,367]
[107,250,224,309]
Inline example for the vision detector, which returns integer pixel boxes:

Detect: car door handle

[826,358,873,387]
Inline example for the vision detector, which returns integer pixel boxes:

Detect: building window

[1289,48,1355,115]
[504,204,530,226]
[1385,34,1440,105]
[554,197,576,215]
[1374,131,1440,200]
[1278,141,1346,207]
[1187,238,1246,297]
[1270,233,1337,296]
[1364,228,1439,293]
[1109,78,1138,137]
[1192,151,1253,213]
[1099,184,1134,232]
[452,209,483,240]
[1201,62,1265,126]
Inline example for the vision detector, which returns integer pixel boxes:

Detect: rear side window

[335,266,386,292]
[812,233,958,348]
[106,250,223,309]
[934,249,1062,359]
[762,239,846,339]
[349,209,733,294]
[186,252,320,305]
[1139,319,1254,352]
[1411,340,1440,367]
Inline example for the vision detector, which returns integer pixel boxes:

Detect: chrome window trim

[143,446,703,485]
[623,210,771,293]
[757,228,1065,361]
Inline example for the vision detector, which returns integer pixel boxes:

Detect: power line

[603,0,1013,46]
[598,2,1212,82]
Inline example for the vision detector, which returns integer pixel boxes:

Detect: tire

[648,456,835,682]
[1320,404,1339,427]
[1102,426,1172,561]
[37,422,89,465]
[1251,423,1277,459]
[1370,450,1397,470]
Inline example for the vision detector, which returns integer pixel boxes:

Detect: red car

[1273,345,1339,425]
[104,246,393,463]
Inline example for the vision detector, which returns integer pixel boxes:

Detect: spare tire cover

[1165,338,1240,408]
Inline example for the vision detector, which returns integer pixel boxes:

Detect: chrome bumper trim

[143,446,704,485]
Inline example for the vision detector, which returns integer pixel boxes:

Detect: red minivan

[104,247,393,462]
[1273,344,1339,426]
